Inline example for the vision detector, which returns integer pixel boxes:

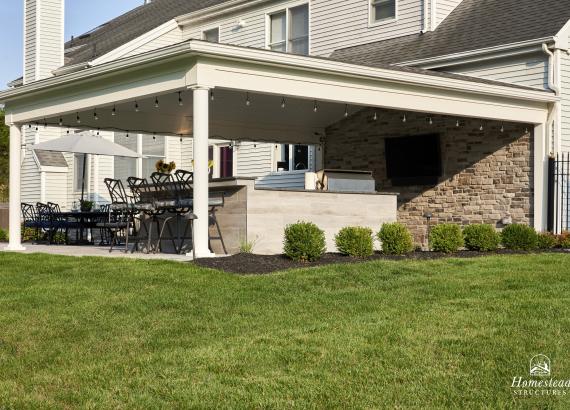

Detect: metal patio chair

[97,178,135,253]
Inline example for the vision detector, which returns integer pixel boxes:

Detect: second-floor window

[203,27,220,43]
[371,0,397,23]
[268,4,309,55]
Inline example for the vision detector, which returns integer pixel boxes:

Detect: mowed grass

[0,253,570,409]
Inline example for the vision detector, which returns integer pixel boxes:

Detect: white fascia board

[554,19,570,50]
[91,19,181,66]
[396,37,555,69]
[0,40,558,107]
[40,166,68,173]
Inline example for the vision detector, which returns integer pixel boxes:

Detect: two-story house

[1,0,566,255]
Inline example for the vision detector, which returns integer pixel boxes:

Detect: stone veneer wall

[324,109,533,246]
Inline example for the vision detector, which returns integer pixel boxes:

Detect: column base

[187,250,216,260]
[3,245,26,252]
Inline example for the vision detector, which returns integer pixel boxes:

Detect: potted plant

[80,200,94,212]
[155,159,177,173]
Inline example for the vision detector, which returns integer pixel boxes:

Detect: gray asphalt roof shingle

[331,0,570,66]
[65,0,231,66]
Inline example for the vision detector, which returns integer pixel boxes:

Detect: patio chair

[21,203,44,243]
[149,172,179,253]
[127,176,160,253]
[156,169,197,255]
[97,178,135,253]
[172,169,226,255]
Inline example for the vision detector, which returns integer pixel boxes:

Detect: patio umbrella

[33,133,141,202]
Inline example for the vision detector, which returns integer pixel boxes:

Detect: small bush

[429,224,464,253]
[284,221,326,262]
[335,226,374,258]
[51,232,67,245]
[0,228,7,242]
[463,224,500,252]
[501,224,537,251]
[22,226,41,242]
[377,223,414,255]
[558,232,570,249]
[537,232,558,250]
[239,239,256,254]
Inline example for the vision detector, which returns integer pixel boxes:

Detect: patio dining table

[53,210,107,244]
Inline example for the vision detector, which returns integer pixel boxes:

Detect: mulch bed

[195,249,570,275]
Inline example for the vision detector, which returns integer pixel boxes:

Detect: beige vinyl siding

[45,173,68,206]
[38,0,64,79]
[561,38,570,152]
[121,27,183,59]
[310,0,423,56]
[236,142,273,177]
[21,128,41,204]
[436,0,462,26]
[166,136,193,171]
[442,53,549,90]
[24,0,37,84]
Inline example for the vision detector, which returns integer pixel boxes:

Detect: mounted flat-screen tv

[385,134,442,186]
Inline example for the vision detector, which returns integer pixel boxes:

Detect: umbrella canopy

[33,133,141,202]
[32,133,141,158]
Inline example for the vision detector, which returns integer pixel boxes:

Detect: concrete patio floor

[2,244,193,262]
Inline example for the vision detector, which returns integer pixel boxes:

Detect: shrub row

[283,221,569,262]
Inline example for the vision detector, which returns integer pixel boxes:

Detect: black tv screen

[385,134,442,186]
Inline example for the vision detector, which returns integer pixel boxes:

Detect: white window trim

[265,1,311,55]
[201,25,221,42]
[369,0,398,27]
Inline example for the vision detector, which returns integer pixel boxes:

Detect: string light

[153,132,156,140]
[154,97,159,108]
[373,112,378,121]
[456,119,460,127]
[76,113,81,124]
[210,90,214,101]
[58,117,63,126]
[43,119,47,129]
[479,123,484,131]
[35,124,38,131]
[112,105,116,116]
[126,131,130,138]
[246,92,251,107]
[402,113,407,123]
[179,134,183,142]
[428,116,433,125]
[28,124,32,129]
[94,110,99,121]
[135,101,140,112]
[281,97,286,109]
[525,127,529,134]
[66,128,70,134]
[178,92,183,107]
[96,128,100,136]
[313,100,318,113]
[344,105,349,118]
[500,124,505,133]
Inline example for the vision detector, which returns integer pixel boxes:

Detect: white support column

[190,86,214,258]
[5,124,25,251]
[534,123,548,232]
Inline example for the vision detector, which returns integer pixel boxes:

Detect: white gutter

[542,44,560,96]
[0,40,558,105]
[542,43,562,155]
[397,37,554,68]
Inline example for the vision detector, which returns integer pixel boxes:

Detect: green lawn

[1,253,570,408]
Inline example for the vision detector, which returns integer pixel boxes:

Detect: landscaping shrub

[558,231,570,249]
[463,224,500,252]
[284,221,326,262]
[0,228,7,242]
[429,224,464,253]
[377,222,414,255]
[51,232,67,245]
[537,232,558,250]
[22,226,41,242]
[501,224,537,251]
[335,226,374,258]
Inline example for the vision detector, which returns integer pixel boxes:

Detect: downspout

[542,43,561,155]
[421,0,429,33]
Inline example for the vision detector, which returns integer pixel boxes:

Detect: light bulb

[112,105,116,116]
[402,114,407,123]
[58,118,63,126]
[94,111,99,121]
[344,105,349,117]
[178,92,183,107]
[281,97,286,109]
[155,97,159,108]
[135,101,139,112]
[210,90,214,101]
[246,92,251,106]
[313,100,318,113]
[456,120,460,127]
[76,113,81,124]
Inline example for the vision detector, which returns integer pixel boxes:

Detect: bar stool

[127,176,161,253]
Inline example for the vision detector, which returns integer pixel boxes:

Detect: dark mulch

[195,249,570,275]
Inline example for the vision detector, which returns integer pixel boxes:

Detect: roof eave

[0,40,559,106]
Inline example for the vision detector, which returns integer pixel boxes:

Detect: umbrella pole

[81,153,87,203]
